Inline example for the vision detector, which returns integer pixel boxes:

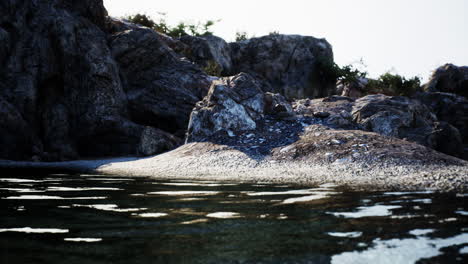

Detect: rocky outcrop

[108,20,211,136]
[292,95,465,158]
[178,35,233,76]
[424,64,468,98]
[186,73,265,142]
[230,34,335,99]
[418,92,468,158]
[351,95,464,158]
[0,0,209,161]
[336,78,368,98]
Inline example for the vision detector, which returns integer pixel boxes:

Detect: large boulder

[351,95,464,158]
[177,35,234,76]
[0,0,207,161]
[418,92,468,158]
[424,64,468,98]
[186,73,265,142]
[230,34,335,99]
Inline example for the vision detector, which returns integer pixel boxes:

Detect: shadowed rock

[0,0,209,161]
[230,34,335,99]
[424,64,468,98]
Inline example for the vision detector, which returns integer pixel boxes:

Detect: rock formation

[186,73,266,142]
[424,64,468,98]
[0,0,208,161]
[230,35,335,99]
[0,0,467,165]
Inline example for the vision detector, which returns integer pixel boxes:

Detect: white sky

[104,0,468,81]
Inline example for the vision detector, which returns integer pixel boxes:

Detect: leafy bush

[365,73,421,96]
[317,57,367,86]
[235,31,248,42]
[125,13,217,38]
[125,14,156,29]
[203,60,222,77]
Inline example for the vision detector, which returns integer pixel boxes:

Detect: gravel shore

[1,142,467,192]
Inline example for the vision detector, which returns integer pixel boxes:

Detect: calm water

[0,173,467,264]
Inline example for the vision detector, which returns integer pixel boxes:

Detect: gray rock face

[230,34,335,99]
[293,94,465,158]
[186,73,265,142]
[108,20,211,136]
[0,0,209,161]
[424,64,468,98]
[352,95,465,158]
[418,92,468,158]
[178,35,233,76]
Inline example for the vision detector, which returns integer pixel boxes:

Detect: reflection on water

[0,174,467,263]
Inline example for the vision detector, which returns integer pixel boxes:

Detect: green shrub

[124,13,217,38]
[235,31,248,41]
[317,57,367,86]
[365,73,421,96]
[203,60,222,77]
[125,14,156,29]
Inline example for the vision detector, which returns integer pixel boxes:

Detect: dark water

[0,174,467,264]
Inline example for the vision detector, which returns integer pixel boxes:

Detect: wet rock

[186,73,265,142]
[424,64,468,98]
[230,34,335,99]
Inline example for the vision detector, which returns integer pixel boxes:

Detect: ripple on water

[408,229,435,236]
[331,233,468,264]
[281,193,334,204]
[64,238,102,242]
[0,178,40,183]
[245,189,330,196]
[329,205,402,218]
[460,246,468,254]
[159,182,237,187]
[455,210,468,216]
[148,191,220,196]
[46,187,122,191]
[3,195,107,200]
[0,188,45,193]
[67,204,147,212]
[328,232,363,238]
[132,213,168,218]
[206,212,241,219]
[0,227,68,233]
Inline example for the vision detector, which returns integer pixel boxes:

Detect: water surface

[0,174,467,263]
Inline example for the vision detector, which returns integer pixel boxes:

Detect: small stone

[313,111,330,118]
[280,145,296,153]
[331,139,342,145]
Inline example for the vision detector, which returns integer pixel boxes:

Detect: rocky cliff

[0,0,467,164]
[0,0,337,161]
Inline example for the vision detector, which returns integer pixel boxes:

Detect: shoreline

[1,143,467,192]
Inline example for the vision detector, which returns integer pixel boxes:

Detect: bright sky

[104,0,468,81]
